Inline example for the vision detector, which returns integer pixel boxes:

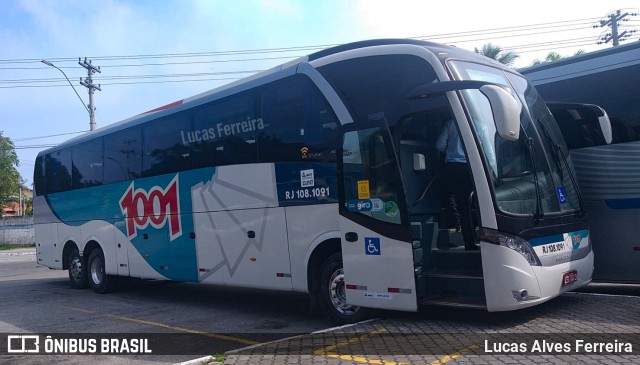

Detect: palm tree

[531,50,585,66]
[474,43,520,66]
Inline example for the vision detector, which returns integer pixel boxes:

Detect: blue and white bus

[35,39,593,324]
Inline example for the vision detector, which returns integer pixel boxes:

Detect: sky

[2,0,639,188]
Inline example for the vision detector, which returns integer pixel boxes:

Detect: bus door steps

[424,271,483,280]
[421,271,485,299]
[419,296,487,309]
[431,249,482,275]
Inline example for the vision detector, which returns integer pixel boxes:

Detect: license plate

[563,270,578,286]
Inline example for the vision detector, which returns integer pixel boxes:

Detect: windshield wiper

[536,119,586,217]
[536,119,563,180]
[525,136,544,222]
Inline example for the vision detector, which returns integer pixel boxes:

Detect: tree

[474,43,520,66]
[0,132,22,212]
[531,50,585,66]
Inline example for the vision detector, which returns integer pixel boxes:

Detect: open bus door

[338,124,417,312]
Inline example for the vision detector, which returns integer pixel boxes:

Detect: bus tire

[67,247,88,289]
[87,248,118,294]
[319,252,371,325]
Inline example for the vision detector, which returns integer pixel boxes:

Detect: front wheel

[318,252,372,325]
[87,248,118,294]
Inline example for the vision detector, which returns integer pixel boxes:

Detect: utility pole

[595,10,638,46]
[78,58,101,131]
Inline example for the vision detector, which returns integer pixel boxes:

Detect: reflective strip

[346,284,367,290]
[276,273,291,278]
[388,288,412,294]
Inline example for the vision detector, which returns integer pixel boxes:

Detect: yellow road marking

[313,327,481,365]
[63,306,259,346]
[66,306,481,362]
[431,343,481,365]
[314,328,412,365]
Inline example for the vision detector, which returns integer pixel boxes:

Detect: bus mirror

[480,85,520,141]
[599,114,612,144]
[413,153,426,171]
[596,109,613,145]
[547,102,613,145]
[406,81,520,141]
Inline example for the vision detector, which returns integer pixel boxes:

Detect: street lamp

[41,60,94,131]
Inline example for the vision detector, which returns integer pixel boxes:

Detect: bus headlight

[499,232,541,266]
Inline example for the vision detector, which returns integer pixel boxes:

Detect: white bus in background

[34,39,593,324]
[522,42,640,283]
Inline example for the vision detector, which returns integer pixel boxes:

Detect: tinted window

[259,75,339,163]
[45,149,71,194]
[549,107,607,149]
[72,139,104,189]
[104,127,143,184]
[34,156,45,196]
[318,55,439,125]
[342,127,405,225]
[143,113,192,177]
[192,95,256,168]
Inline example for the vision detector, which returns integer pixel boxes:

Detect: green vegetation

[0,131,25,215]
[474,43,520,66]
[0,245,34,251]
[200,354,226,364]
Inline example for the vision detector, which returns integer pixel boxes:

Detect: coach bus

[34,39,593,324]
[522,42,640,283]
[546,101,639,282]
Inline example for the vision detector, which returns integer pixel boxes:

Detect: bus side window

[34,156,45,196]
[259,77,307,162]
[193,95,257,168]
[258,75,339,163]
[142,113,192,177]
[104,127,142,184]
[71,138,104,189]
[45,149,72,194]
[554,110,592,149]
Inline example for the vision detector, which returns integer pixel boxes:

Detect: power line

[0,16,605,66]
[410,18,600,40]
[0,15,622,90]
[503,36,599,51]
[0,76,243,89]
[0,45,332,65]
[0,55,304,70]
[4,144,57,150]
[515,41,598,55]
[0,31,603,89]
[423,25,596,46]
[13,130,88,142]
[0,70,264,85]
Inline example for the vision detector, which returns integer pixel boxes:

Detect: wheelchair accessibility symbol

[365,237,381,255]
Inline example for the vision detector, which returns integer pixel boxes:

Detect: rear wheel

[318,252,371,325]
[67,247,88,289]
[87,248,118,294]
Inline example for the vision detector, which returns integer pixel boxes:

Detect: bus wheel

[87,248,118,294]
[67,247,88,289]
[319,252,371,325]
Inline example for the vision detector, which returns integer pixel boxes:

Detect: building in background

[1,188,33,217]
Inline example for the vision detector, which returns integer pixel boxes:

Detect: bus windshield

[448,61,581,216]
